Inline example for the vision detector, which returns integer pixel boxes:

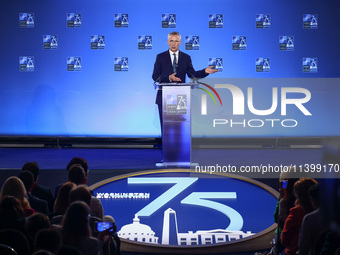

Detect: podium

[155,83,198,167]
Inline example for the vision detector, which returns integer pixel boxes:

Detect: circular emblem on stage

[90,170,278,252]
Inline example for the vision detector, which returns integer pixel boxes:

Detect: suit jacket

[152,50,208,104]
[27,193,49,214]
[31,183,55,213]
[298,208,326,255]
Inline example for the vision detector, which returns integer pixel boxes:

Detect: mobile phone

[95,221,113,232]
[281,180,288,189]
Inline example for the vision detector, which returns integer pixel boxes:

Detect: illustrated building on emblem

[161,208,255,245]
[118,208,255,246]
[117,214,159,244]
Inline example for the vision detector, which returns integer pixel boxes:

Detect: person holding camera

[61,201,117,255]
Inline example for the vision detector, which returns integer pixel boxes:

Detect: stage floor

[0,147,324,192]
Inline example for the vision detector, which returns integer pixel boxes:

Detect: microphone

[153,74,162,89]
[186,70,222,106]
[186,70,201,84]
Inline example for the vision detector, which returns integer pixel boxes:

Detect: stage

[0,146,324,192]
[0,145,327,254]
[2,0,340,253]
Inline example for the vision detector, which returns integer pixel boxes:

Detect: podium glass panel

[156,83,195,167]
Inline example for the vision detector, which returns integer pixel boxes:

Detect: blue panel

[0,0,339,136]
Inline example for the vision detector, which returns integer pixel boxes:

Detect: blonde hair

[54,182,77,215]
[0,176,30,209]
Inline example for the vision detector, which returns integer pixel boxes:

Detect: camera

[95,221,113,232]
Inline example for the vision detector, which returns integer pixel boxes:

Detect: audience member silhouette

[52,184,93,225]
[34,228,62,254]
[298,184,326,255]
[69,184,92,205]
[22,162,54,212]
[69,185,103,236]
[319,231,340,255]
[89,195,103,221]
[0,176,35,216]
[273,168,298,254]
[61,201,102,255]
[0,196,26,233]
[278,178,299,228]
[66,157,90,182]
[0,228,31,255]
[25,212,52,249]
[281,178,318,255]
[54,157,91,198]
[50,182,76,223]
[18,171,48,214]
[67,164,86,185]
[58,163,104,220]
[103,215,121,255]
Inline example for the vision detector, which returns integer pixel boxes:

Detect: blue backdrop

[1,0,339,137]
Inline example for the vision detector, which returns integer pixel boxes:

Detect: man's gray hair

[168,31,181,40]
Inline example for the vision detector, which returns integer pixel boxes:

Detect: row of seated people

[2,158,340,255]
[272,171,340,255]
[0,157,120,255]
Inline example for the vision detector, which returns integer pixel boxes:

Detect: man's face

[168,35,181,52]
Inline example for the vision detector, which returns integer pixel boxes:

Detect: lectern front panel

[162,86,191,166]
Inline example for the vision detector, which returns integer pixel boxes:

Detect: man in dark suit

[54,157,94,198]
[152,31,218,129]
[22,161,55,212]
[18,170,49,214]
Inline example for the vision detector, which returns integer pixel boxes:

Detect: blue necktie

[172,53,177,73]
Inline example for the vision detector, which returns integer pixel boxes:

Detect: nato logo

[19,13,34,28]
[185,36,199,50]
[43,35,58,50]
[256,14,271,28]
[256,58,270,72]
[162,14,176,28]
[114,57,128,71]
[208,58,223,72]
[303,58,318,73]
[91,35,105,49]
[279,36,294,51]
[19,56,34,72]
[232,36,247,50]
[67,57,81,71]
[166,95,187,115]
[114,13,129,28]
[209,14,223,28]
[67,13,81,27]
[303,14,318,29]
[138,36,152,50]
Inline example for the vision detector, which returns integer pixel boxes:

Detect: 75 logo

[128,177,243,231]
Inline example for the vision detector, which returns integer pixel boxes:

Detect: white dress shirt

[169,50,179,66]
[169,50,179,82]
